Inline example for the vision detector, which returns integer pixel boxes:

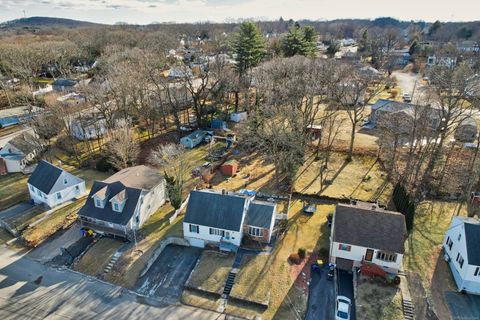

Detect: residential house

[52,79,78,92]
[180,130,207,149]
[0,106,42,129]
[455,117,478,143]
[78,165,167,239]
[329,202,407,274]
[28,160,86,208]
[0,132,43,173]
[427,55,457,68]
[69,113,108,141]
[457,41,479,54]
[183,190,276,251]
[443,217,480,294]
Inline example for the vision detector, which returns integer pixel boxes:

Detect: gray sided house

[28,160,86,208]
[0,132,43,173]
[78,165,167,240]
[52,79,78,93]
[183,190,276,251]
[455,117,478,143]
[180,130,207,149]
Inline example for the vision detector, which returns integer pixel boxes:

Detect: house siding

[28,180,86,208]
[242,224,270,243]
[183,222,242,247]
[330,241,403,273]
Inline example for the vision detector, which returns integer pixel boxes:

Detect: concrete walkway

[399,271,415,320]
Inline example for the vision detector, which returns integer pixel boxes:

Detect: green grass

[187,251,235,294]
[356,280,403,320]
[21,200,84,247]
[74,238,123,276]
[294,152,392,203]
[0,173,29,211]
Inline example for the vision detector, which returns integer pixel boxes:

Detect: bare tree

[105,128,139,170]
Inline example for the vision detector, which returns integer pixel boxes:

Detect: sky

[0,0,479,25]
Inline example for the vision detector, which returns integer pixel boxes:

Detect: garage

[336,258,354,271]
[187,237,205,248]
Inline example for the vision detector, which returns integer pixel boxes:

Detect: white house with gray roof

[78,165,167,240]
[183,189,276,251]
[28,160,86,208]
[443,217,480,294]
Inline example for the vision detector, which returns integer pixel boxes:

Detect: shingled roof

[245,200,275,229]
[184,190,248,231]
[27,160,63,194]
[464,222,480,266]
[103,165,163,190]
[333,203,407,253]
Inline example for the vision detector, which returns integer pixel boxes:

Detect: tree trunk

[347,124,356,161]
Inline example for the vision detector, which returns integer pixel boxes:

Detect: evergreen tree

[359,29,370,53]
[282,26,314,57]
[231,22,266,76]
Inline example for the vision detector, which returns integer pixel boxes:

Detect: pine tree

[231,22,266,77]
[282,26,315,57]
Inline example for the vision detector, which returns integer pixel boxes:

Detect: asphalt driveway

[0,202,35,220]
[445,291,480,320]
[305,266,335,320]
[135,245,202,303]
[337,269,356,320]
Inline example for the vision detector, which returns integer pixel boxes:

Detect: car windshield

[337,310,349,319]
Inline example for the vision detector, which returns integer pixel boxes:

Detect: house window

[446,237,453,250]
[113,203,120,212]
[95,198,102,208]
[75,185,80,193]
[37,189,42,196]
[474,267,479,277]
[136,216,140,224]
[458,234,461,241]
[189,224,199,233]
[459,256,464,269]
[209,228,225,237]
[376,251,397,262]
[248,226,263,237]
[56,192,62,200]
[338,244,351,252]
[29,185,35,192]
[63,178,68,185]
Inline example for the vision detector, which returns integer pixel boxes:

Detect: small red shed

[220,160,238,177]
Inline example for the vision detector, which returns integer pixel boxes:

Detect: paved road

[0,127,34,149]
[0,246,223,320]
[135,244,202,303]
[337,270,356,320]
[392,71,426,103]
[305,267,335,320]
[445,291,480,320]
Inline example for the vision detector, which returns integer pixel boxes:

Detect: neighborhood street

[0,246,224,320]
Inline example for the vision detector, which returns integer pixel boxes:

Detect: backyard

[294,152,392,203]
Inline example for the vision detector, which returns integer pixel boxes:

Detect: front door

[225,231,230,240]
[365,249,374,262]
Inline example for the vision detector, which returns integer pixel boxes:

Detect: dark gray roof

[184,190,247,231]
[464,222,480,266]
[333,203,407,253]
[78,181,142,225]
[9,132,41,155]
[52,79,77,87]
[27,160,63,194]
[245,201,275,229]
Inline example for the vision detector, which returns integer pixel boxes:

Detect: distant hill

[0,16,102,29]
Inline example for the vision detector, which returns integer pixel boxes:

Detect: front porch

[80,220,134,240]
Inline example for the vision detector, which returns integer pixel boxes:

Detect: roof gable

[333,203,407,253]
[184,190,248,231]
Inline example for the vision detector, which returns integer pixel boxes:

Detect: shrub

[318,247,329,259]
[288,253,301,265]
[298,248,306,259]
[96,156,114,172]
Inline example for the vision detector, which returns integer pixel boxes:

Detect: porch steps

[222,268,238,297]
[398,271,415,320]
[403,299,415,320]
[104,252,122,274]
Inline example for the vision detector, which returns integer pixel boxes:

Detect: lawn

[226,201,334,319]
[187,250,235,294]
[404,201,466,281]
[356,280,403,320]
[103,203,183,289]
[21,200,84,247]
[74,237,124,277]
[0,173,29,211]
[230,254,271,304]
[294,152,392,203]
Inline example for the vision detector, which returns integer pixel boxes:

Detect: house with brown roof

[78,165,167,240]
[329,201,407,274]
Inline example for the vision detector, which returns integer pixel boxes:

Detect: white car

[335,296,352,320]
[403,93,412,103]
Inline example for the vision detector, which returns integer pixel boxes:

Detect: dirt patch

[356,278,403,320]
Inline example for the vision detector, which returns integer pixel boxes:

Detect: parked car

[327,265,335,280]
[335,296,352,320]
[402,93,412,103]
